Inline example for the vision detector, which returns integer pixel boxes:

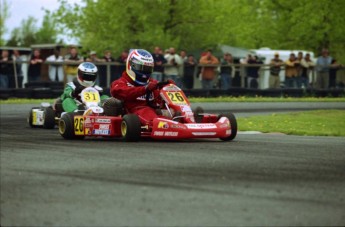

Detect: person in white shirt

[164,47,183,87]
[46,49,64,82]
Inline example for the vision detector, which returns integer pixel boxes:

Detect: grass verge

[237,110,345,136]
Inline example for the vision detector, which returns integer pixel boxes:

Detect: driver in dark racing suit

[110,49,174,125]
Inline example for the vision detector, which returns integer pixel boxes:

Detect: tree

[0,0,10,46]
[52,0,345,61]
[6,12,59,47]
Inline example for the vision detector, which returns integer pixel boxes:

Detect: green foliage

[237,110,345,136]
[6,12,59,47]
[0,0,10,46]
[52,0,345,61]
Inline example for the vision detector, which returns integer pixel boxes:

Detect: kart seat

[103,97,124,116]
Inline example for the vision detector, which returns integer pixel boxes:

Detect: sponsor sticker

[95,118,111,123]
[99,124,110,130]
[154,131,164,136]
[93,129,110,135]
[186,123,217,129]
[158,121,169,129]
[164,131,178,136]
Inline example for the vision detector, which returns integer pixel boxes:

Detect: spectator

[284,53,299,88]
[219,52,235,90]
[115,49,129,80]
[28,49,43,82]
[183,54,197,89]
[269,52,284,88]
[164,47,183,87]
[151,46,167,82]
[46,49,64,82]
[178,50,187,87]
[329,59,342,89]
[11,49,23,88]
[316,48,333,89]
[64,46,84,82]
[300,53,315,88]
[199,49,219,90]
[0,50,13,88]
[295,52,304,88]
[86,51,103,62]
[99,50,115,87]
[246,55,263,89]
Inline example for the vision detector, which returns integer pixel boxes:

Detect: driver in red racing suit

[110,49,173,125]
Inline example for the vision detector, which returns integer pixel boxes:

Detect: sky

[4,0,82,43]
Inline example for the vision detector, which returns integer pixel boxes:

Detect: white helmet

[77,62,98,87]
[126,49,154,85]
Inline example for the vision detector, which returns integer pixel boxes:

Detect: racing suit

[110,71,161,125]
[60,78,109,112]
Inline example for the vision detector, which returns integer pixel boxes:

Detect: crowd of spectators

[0,46,343,90]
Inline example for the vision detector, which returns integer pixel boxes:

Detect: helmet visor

[131,62,153,74]
[81,72,97,81]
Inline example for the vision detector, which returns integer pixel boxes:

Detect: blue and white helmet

[126,49,154,85]
[77,62,98,87]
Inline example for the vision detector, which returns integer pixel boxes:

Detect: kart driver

[60,62,109,112]
[110,49,174,125]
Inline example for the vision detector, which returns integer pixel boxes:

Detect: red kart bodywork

[60,83,237,141]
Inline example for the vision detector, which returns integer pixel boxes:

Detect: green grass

[1,96,345,104]
[237,110,345,136]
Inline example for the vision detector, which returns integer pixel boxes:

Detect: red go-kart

[58,82,237,141]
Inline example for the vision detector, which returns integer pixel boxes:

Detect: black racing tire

[59,112,85,140]
[28,107,40,128]
[121,114,141,142]
[43,107,56,129]
[194,106,204,123]
[219,113,237,141]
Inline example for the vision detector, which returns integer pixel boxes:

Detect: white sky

[4,0,82,43]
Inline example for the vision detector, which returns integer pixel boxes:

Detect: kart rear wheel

[121,114,141,142]
[43,107,55,129]
[219,113,237,141]
[28,107,40,128]
[59,112,84,140]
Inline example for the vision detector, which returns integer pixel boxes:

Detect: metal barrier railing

[0,60,344,89]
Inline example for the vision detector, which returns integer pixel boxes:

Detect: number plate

[74,116,84,135]
[82,91,100,103]
[167,91,187,104]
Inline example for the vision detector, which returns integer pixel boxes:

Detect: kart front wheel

[121,114,141,142]
[43,107,55,129]
[59,112,84,140]
[219,113,237,141]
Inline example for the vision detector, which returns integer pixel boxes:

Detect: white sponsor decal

[181,105,192,112]
[192,132,217,136]
[93,129,110,135]
[186,123,217,129]
[164,131,178,136]
[95,118,111,123]
[85,117,91,124]
[99,124,110,130]
[225,129,231,135]
[154,131,164,136]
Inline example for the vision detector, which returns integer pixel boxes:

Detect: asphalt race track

[1,104,345,226]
